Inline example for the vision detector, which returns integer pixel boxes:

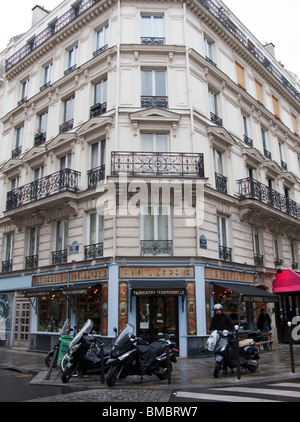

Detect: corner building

[0,0,299,355]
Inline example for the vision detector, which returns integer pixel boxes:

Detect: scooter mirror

[113,327,118,333]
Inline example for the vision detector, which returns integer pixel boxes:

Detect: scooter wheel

[247,360,259,372]
[214,363,221,378]
[107,365,121,387]
[62,366,76,383]
[45,351,57,368]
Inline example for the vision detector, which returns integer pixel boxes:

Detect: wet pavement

[0,343,299,402]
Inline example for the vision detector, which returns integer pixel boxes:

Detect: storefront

[118,266,196,357]
[205,268,278,332]
[24,267,108,351]
[273,269,300,343]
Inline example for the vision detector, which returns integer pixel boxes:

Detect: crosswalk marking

[174,382,300,402]
[217,386,300,399]
[175,391,280,402]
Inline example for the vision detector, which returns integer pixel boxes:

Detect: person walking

[257,308,271,350]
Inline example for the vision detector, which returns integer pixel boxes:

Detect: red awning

[273,270,300,293]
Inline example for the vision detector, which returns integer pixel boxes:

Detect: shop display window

[76,284,104,334]
[37,293,67,332]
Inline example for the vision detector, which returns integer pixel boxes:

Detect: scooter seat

[239,339,253,348]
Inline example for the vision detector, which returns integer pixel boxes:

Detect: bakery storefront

[119,266,196,356]
[25,268,108,352]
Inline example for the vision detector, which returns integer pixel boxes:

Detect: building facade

[0,0,299,355]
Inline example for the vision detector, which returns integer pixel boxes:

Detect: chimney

[264,42,276,59]
[31,5,49,27]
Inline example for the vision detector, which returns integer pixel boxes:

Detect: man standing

[257,308,271,350]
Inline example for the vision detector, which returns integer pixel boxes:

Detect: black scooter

[106,324,179,387]
[206,329,262,378]
[61,319,111,383]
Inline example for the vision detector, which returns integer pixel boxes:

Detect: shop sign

[132,289,186,296]
[205,268,254,284]
[119,266,194,279]
[33,268,109,286]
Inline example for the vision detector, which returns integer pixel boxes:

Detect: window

[214,149,227,194]
[261,128,271,159]
[273,234,282,265]
[236,62,245,88]
[52,220,68,264]
[26,227,40,269]
[60,154,72,170]
[217,215,231,261]
[20,79,29,102]
[279,142,287,170]
[91,140,106,169]
[242,115,252,146]
[94,79,107,105]
[141,69,167,108]
[39,112,48,133]
[37,293,66,332]
[12,126,24,158]
[2,233,14,272]
[95,24,108,53]
[66,45,78,73]
[209,90,222,126]
[85,213,104,259]
[42,63,52,87]
[255,80,263,104]
[292,114,298,135]
[290,241,298,269]
[253,227,263,266]
[142,133,168,152]
[272,96,280,118]
[141,205,172,255]
[60,96,75,132]
[34,166,44,181]
[141,14,164,44]
[205,37,215,64]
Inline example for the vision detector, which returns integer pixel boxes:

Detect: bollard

[46,346,58,380]
[235,325,241,380]
[166,344,171,385]
[100,343,105,384]
[288,322,296,374]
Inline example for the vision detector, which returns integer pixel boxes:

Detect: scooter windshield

[68,319,93,350]
[115,324,134,347]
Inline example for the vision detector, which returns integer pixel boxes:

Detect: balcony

[25,255,39,269]
[141,96,168,109]
[84,243,103,260]
[210,112,222,127]
[59,119,74,134]
[141,240,172,256]
[6,168,80,210]
[141,37,165,45]
[243,135,253,147]
[237,177,300,220]
[87,165,105,189]
[52,249,67,265]
[34,132,46,147]
[90,102,107,118]
[111,152,205,178]
[2,260,13,273]
[254,254,264,266]
[219,246,232,261]
[215,173,227,194]
[12,146,22,159]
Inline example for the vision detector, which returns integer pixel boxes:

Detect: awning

[24,285,65,298]
[130,280,186,296]
[61,281,101,295]
[273,270,300,294]
[214,282,279,303]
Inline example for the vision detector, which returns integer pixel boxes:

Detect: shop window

[37,293,67,332]
[76,284,106,334]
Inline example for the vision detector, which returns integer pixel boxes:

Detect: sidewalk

[0,343,299,402]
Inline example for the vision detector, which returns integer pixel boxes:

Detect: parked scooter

[206,329,262,378]
[61,319,111,383]
[45,319,73,368]
[106,324,179,387]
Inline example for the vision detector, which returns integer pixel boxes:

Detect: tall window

[291,241,298,269]
[261,128,271,159]
[209,90,222,126]
[39,112,48,134]
[66,45,78,71]
[91,140,106,169]
[272,96,280,118]
[53,220,68,264]
[60,153,72,170]
[141,69,167,108]
[96,24,108,52]
[20,79,29,101]
[42,63,52,87]
[214,149,227,194]
[217,215,231,261]
[141,205,172,256]
[205,37,215,63]
[141,14,164,44]
[4,234,14,265]
[253,227,263,266]
[236,62,245,88]
[65,96,75,123]
[142,133,168,152]
[273,234,281,265]
[292,114,298,135]
[255,80,263,104]
[26,227,40,269]
[13,126,24,158]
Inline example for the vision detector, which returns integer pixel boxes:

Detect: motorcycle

[61,319,112,383]
[206,329,262,378]
[106,324,179,387]
[45,319,73,369]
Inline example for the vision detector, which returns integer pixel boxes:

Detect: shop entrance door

[13,299,31,348]
[136,296,179,347]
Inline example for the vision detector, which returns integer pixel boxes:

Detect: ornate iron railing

[90,102,107,118]
[141,240,172,256]
[219,246,232,261]
[111,152,205,177]
[34,132,46,147]
[141,96,168,109]
[2,260,13,273]
[254,253,264,267]
[210,112,222,127]
[52,249,67,265]
[141,37,165,45]
[237,177,300,219]
[6,0,101,71]
[59,119,74,134]
[215,172,227,194]
[87,165,105,189]
[243,135,253,147]
[6,168,81,210]
[25,255,39,269]
[12,146,22,159]
[84,242,104,259]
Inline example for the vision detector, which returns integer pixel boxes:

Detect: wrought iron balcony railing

[87,165,105,189]
[210,112,222,127]
[141,37,165,45]
[141,96,168,109]
[2,260,13,273]
[219,246,232,261]
[215,173,227,194]
[90,102,107,118]
[12,146,22,159]
[141,240,172,256]
[59,119,74,134]
[6,168,81,210]
[111,152,205,178]
[25,255,39,269]
[243,135,253,147]
[84,243,104,260]
[237,177,300,219]
[34,132,46,147]
[254,253,264,267]
[52,249,67,265]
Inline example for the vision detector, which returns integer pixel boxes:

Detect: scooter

[45,319,73,368]
[61,319,112,383]
[106,324,179,387]
[206,329,262,378]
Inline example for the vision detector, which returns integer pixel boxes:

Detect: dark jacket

[210,312,235,332]
[257,313,271,331]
